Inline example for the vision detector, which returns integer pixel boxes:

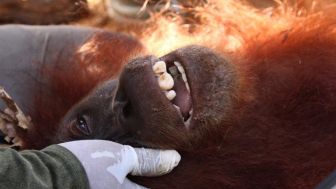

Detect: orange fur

[134,10,336,189]
[19,4,336,189]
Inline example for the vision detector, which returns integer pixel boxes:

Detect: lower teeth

[165,90,176,100]
[173,105,193,123]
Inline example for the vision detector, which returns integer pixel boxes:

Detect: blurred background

[1,0,334,25]
[0,0,335,55]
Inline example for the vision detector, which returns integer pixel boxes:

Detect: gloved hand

[59,140,180,189]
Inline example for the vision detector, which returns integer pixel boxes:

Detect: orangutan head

[56,45,237,149]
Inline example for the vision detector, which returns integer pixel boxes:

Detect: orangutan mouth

[152,60,193,125]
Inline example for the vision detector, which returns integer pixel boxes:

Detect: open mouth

[151,59,193,127]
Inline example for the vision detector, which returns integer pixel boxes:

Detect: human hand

[59,140,180,189]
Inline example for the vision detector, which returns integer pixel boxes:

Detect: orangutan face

[56,45,237,149]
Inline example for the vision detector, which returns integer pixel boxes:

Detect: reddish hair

[18,7,336,189]
[21,32,144,149]
[131,13,336,189]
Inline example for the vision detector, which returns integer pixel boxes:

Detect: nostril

[114,88,132,118]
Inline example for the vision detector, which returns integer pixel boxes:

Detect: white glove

[59,140,181,189]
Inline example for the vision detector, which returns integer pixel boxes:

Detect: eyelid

[77,115,92,135]
[68,115,92,136]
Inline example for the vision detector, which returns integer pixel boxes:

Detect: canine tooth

[185,82,190,92]
[165,90,176,100]
[174,61,190,91]
[181,72,187,82]
[174,61,185,74]
[180,72,190,91]
[173,105,183,116]
[174,61,182,67]
[158,73,174,90]
[173,104,181,113]
[177,66,185,74]
[185,117,192,128]
[153,61,167,75]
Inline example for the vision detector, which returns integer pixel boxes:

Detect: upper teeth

[158,73,174,90]
[152,60,190,101]
[152,60,193,125]
[165,90,176,100]
[174,61,185,73]
[153,61,166,75]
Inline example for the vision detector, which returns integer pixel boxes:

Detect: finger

[121,178,148,189]
[131,148,181,176]
[4,108,14,117]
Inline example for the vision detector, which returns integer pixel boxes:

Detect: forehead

[69,79,118,114]
[90,79,118,99]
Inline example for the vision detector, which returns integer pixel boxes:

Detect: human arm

[0,140,180,189]
[0,145,89,189]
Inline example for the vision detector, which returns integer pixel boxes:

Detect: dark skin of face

[55,45,237,150]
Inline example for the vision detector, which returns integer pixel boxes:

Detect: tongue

[172,77,192,120]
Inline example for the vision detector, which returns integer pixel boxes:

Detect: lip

[127,53,195,129]
[117,45,234,132]
[115,55,187,127]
